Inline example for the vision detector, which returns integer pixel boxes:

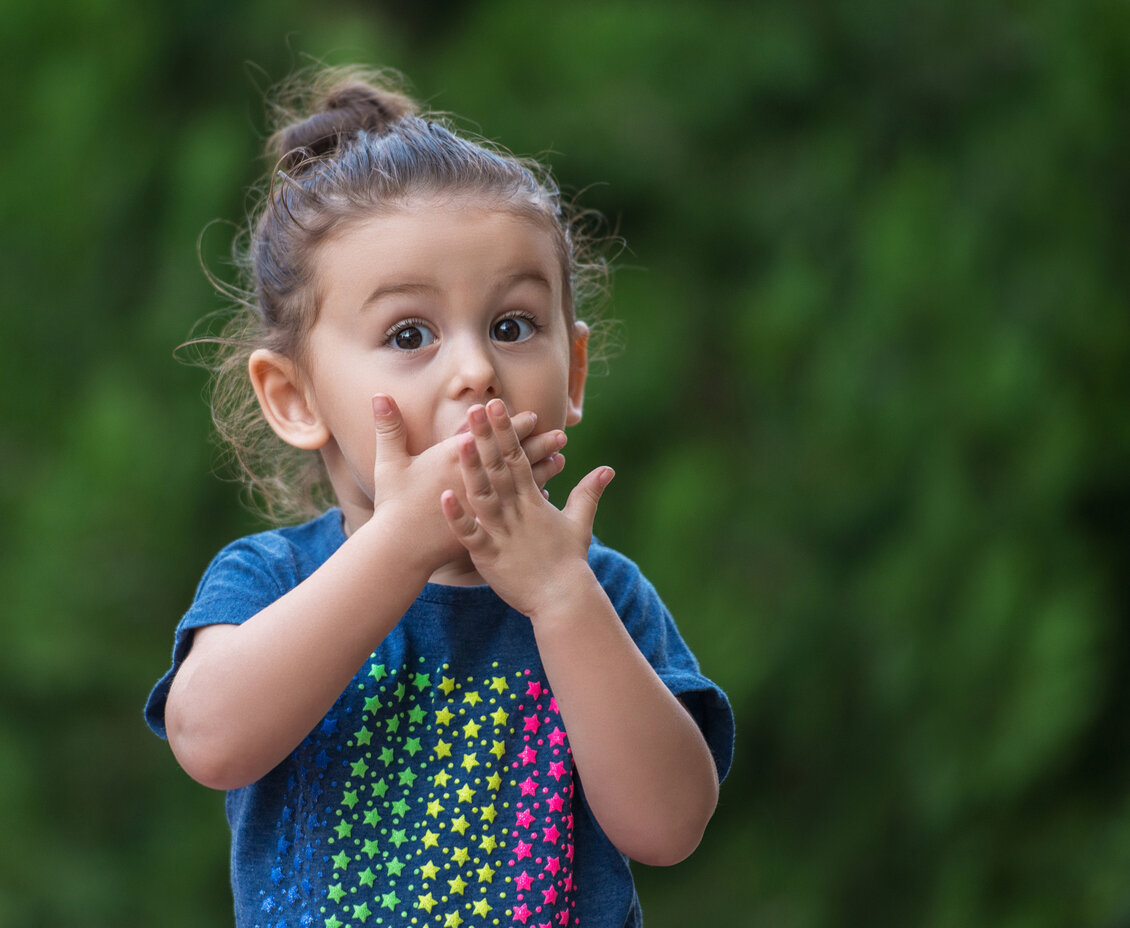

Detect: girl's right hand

[367,395,566,573]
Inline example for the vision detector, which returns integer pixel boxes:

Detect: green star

[327,882,346,903]
[362,839,380,858]
[332,850,350,871]
[405,737,422,756]
[381,890,400,910]
[358,867,377,887]
[394,682,406,699]
[391,798,409,817]
[369,663,388,681]
[386,855,406,876]
[363,808,381,827]
[373,777,389,798]
[386,715,401,734]
[390,829,408,848]
[351,758,369,777]
[364,695,382,713]
[354,725,373,746]
[398,768,418,787]
[408,705,426,725]
[379,747,394,766]
[353,901,372,923]
[324,915,344,928]
[342,790,359,809]
[334,821,353,839]
[413,672,431,691]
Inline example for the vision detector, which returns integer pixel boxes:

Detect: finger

[530,451,566,490]
[468,403,515,496]
[509,410,538,442]
[521,428,567,467]
[486,398,537,489]
[562,466,615,530]
[372,394,408,463]
[441,489,484,549]
[457,431,502,520]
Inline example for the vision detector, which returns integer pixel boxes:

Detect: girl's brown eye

[387,322,436,351]
[492,316,537,343]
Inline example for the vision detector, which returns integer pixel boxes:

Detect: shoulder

[196,509,346,599]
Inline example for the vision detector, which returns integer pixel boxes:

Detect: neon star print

[252,658,579,927]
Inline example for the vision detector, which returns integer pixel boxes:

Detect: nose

[445,334,501,402]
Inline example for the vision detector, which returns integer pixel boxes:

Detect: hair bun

[270,71,419,169]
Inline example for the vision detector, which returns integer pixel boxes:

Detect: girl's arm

[165,401,564,791]
[442,400,719,866]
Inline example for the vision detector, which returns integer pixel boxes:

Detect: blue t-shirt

[147,509,733,928]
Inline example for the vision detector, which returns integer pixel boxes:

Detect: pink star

[565,843,574,861]
[516,809,534,829]
[543,824,560,844]
[520,777,537,796]
[544,856,560,875]
[519,746,538,766]
[526,681,543,699]
[546,793,565,813]
[548,761,566,780]
[558,911,570,926]
[523,714,541,733]
[515,871,534,891]
[542,886,559,906]
[547,727,566,747]
[515,840,533,860]
[563,873,573,890]
[513,903,532,924]
[549,697,558,713]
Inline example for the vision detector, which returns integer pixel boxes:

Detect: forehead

[316,196,572,312]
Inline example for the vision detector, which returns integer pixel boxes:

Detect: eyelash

[382,313,543,349]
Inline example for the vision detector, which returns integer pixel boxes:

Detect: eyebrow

[361,271,554,311]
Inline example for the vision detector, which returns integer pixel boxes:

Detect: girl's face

[296,199,587,522]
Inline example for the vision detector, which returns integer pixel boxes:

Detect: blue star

[270,867,283,886]
[322,716,339,736]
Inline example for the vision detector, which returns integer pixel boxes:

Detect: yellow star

[462,691,482,706]
[479,835,498,854]
[462,719,481,739]
[444,911,463,927]
[490,740,506,759]
[472,898,492,917]
[451,846,470,865]
[456,784,475,803]
[479,803,497,823]
[439,677,456,695]
[461,753,479,772]
[422,829,440,849]
[490,676,508,693]
[426,799,443,818]
[435,707,455,726]
[433,770,452,788]
[491,707,509,727]
[450,815,469,835]
[417,892,438,913]
[476,862,495,883]
[485,773,502,791]
[435,739,452,759]
[419,860,439,880]
[448,874,468,895]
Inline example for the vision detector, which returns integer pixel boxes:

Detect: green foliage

[3,1,1130,925]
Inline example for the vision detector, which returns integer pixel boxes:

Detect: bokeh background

[3,1,1130,926]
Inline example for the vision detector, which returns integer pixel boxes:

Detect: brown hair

[196,66,609,523]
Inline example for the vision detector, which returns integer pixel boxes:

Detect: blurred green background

[3,1,1130,925]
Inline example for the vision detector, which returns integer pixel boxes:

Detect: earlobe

[248,349,330,450]
[566,321,589,427]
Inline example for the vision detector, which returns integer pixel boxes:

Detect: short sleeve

[589,541,735,782]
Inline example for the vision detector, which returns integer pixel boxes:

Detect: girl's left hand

[441,399,614,618]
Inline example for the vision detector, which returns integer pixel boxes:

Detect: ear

[248,349,330,450]
[565,321,589,427]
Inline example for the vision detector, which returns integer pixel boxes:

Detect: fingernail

[372,395,392,416]
[488,399,507,419]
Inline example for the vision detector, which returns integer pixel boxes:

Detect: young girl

[147,66,733,928]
